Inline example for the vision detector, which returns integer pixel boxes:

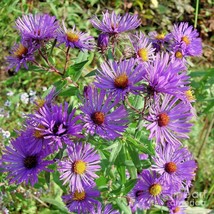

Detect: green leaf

[123,179,137,195]
[116,198,132,214]
[41,198,68,213]
[45,171,50,184]
[59,86,78,97]
[66,60,88,81]
[109,141,122,164]
[127,144,141,169]
[84,69,98,77]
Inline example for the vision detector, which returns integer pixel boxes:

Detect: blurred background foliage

[0,0,213,213]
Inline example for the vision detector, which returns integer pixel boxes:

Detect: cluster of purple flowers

[2,10,202,214]
[7,13,96,73]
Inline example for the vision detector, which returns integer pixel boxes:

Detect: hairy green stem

[194,0,200,28]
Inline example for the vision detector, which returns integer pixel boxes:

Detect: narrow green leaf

[123,179,137,195]
[66,60,88,81]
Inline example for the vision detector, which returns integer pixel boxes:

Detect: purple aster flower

[90,11,141,35]
[15,13,59,42]
[57,22,95,51]
[7,42,35,72]
[58,142,100,192]
[170,45,188,64]
[0,134,53,185]
[22,128,53,155]
[62,185,100,214]
[152,143,197,187]
[145,94,193,145]
[171,22,202,56]
[80,86,128,140]
[97,33,109,52]
[28,102,82,150]
[130,32,155,63]
[149,31,171,44]
[34,86,58,110]
[130,170,170,209]
[92,203,119,214]
[95,59,144,99]
[143,53,189,98]
[166,193,187,214]
[148,32,171,53]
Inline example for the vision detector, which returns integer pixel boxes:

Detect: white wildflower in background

[4,100,11,107]
[20,92,29,104]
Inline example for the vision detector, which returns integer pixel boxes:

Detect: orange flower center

[67,31,79,42]
[149,184,162,196]
[14,44,28,58]
[114,73,129,89]
[185,90,195,101]
[73,190,86,201]
[181,36,190,45]
[33,124,45,138]
[165,162,177,174]
[158,113,170,127]
[156,33,165,40]
[173,207,180,213]
[175,51,183,59]
[138,48,148,62]
[91,112,105,125]
[73,160,87,174]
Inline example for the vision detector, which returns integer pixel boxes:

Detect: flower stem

[194,0,200,28]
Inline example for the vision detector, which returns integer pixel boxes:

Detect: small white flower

[42,86,48,91]
[20,92,29,104]
[29,90,36,96]
[2,131,11,139]
[7,91,14,96]
[4,100,11,107]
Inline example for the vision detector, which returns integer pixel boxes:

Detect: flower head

[62,186,100,214]
[7,42,35,72]
[145,94,193,145]
[171,22,202,56]
[130,170,170,209]
[15,13,59,42]
[167,193,187,214]
[80,87,128,140]
[95,59,144,99]
[143,53,189,98]
[57,22,95,51]
[28,103,82,150]
[91,11,141,35]
[152,143,197,187]
[130,32,155,63]
[0,134,53,185]
[58,142,100,192]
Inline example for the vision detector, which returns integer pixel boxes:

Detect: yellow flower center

[91,112,105,125]
[156,33,165,40]
[149,183,162,196]
[33,124,45,138]
[158,113,170,127]
[138,48,149,62]
[185,90,195,101]
[14,44,28,58]
[165,162,177,174]
[114,73,129,89]
[67,31,79,42]
[173,207,180,213]
[35,99,46,108]
[73,190,86,201]
[181,36,190,45]
[73,160,87,174]
[175,51,183,59]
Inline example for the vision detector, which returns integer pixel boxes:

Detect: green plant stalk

[194,0,200,28]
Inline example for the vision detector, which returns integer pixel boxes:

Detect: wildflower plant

[1,11,202,213]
